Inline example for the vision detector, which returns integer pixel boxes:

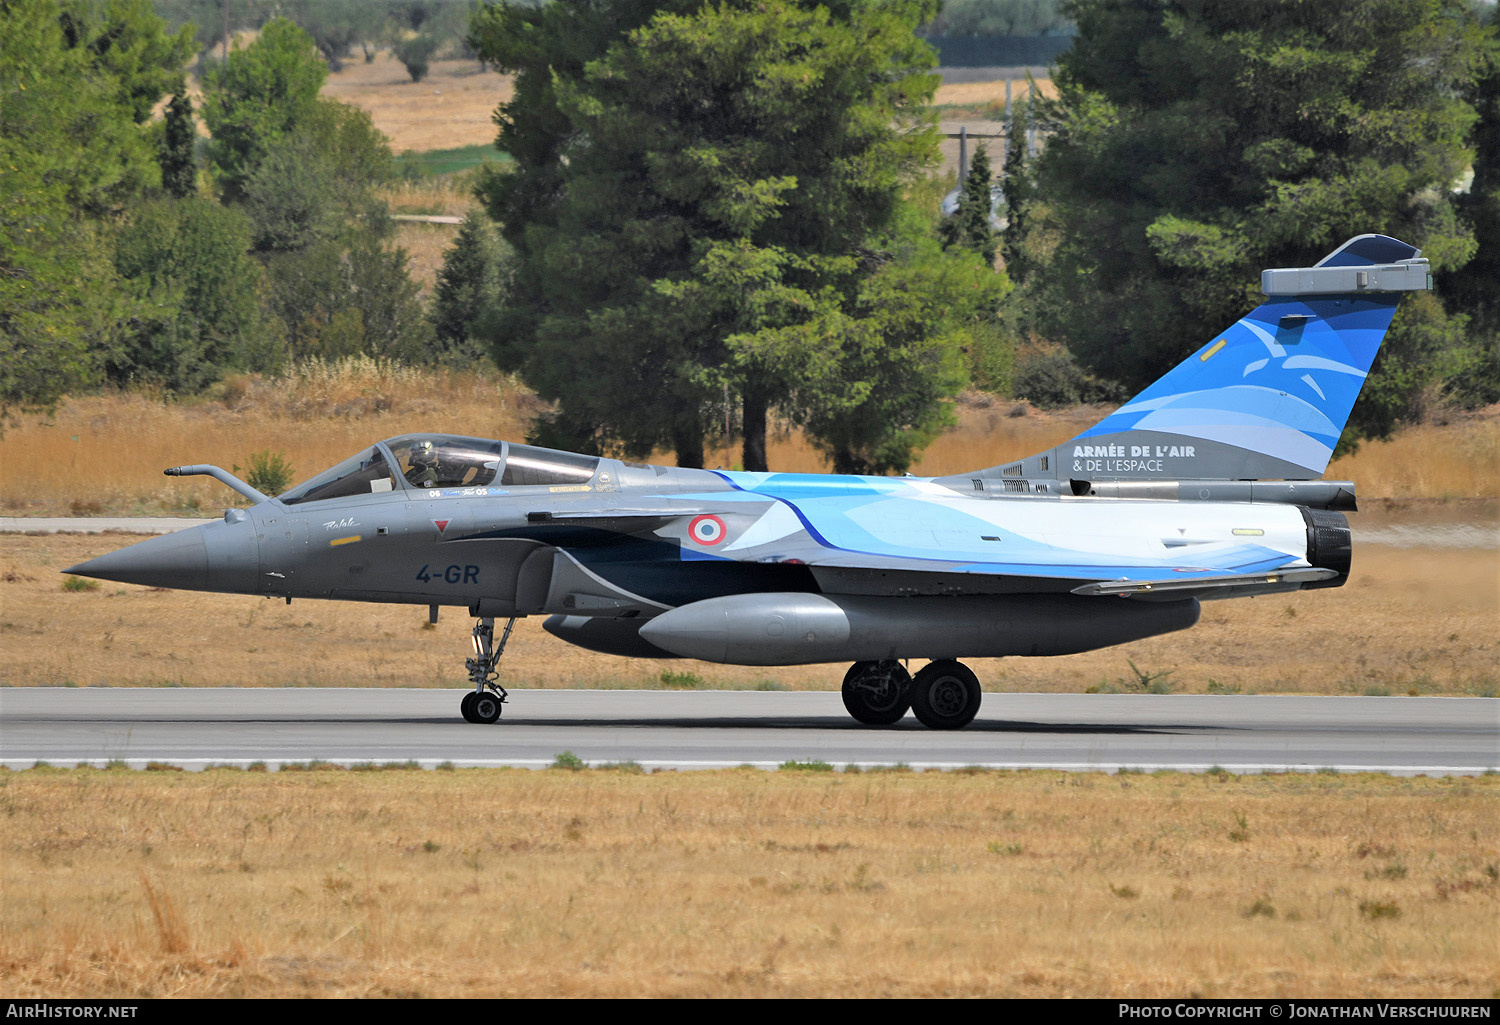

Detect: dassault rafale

[68,235,1431,729]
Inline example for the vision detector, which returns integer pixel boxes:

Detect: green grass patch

[658,669,703,688]
[597,761,646,774]
[1359,900,1402,920]
[779,759,835,772]
[395,144,512,178]
[551,751,586,771]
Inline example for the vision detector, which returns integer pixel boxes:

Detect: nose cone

[66,527,208,589]
[64,520,260,594]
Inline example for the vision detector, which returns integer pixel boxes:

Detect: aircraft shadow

[17,715,1237,735]
[463,716,1228,735]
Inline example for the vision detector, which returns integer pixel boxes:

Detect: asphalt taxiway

[0,689,1493,774]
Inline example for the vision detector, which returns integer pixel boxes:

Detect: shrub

[551,751,586,770]
[393,34,439,82]
[244,450,294,496]
[1012,341,1122,408]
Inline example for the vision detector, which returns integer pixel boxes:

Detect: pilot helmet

[412,440,435,464]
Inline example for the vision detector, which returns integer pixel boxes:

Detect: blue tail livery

[971,235,1431,488]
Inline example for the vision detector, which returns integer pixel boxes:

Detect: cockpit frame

[277,434,602,507]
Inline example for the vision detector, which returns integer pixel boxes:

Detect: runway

[1,689,1494,775]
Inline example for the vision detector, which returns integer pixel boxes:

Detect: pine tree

[470,0,975,471]
[1445,10,1500,407]
[941,143,997,265]
[432,213,502,364]
[1000,107,1029,280]
[1018,0,1489,443]
[160,93,197,198]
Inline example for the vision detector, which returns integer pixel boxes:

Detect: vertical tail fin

[1008,235,1431,483]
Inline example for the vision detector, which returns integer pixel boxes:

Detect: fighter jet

[67,235,1431,729]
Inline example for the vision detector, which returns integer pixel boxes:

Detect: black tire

[909,660,981,730]
[841,660,912,726]
[472,691,504,724]
[460,691,479,723]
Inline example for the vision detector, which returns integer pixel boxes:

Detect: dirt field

[1,769,1493,998]
[1,529,1492,696]
[322,56,512,154]
[318,52,1049,158]
[336,56,1051,287]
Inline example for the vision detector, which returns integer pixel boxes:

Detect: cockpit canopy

[389,434,503,489]
[279,434,601,506]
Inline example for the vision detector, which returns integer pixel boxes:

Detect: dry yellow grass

[1325,415,1500,501]
[321,55,512,155]
[935,76,1058,110]
[0,360,540,517]
[3,362,1496,516]
[0,769,1494,998]
[392,219,466,297]
[1,532,1492,694]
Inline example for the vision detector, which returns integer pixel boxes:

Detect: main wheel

[909,660,981,730]
[472,691,504,724]
[841,660,912,725]
[460,691,479,723]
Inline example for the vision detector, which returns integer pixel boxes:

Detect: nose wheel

[460,616,515,723]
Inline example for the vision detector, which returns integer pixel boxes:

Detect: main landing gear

[460,616,515,724]
[841,661,911,725]
[841,658,982,730]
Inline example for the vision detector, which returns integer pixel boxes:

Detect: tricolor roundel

[688,514,727,546]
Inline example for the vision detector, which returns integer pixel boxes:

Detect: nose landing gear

[460,616,515,723]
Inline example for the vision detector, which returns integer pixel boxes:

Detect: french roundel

[688,514,727,546]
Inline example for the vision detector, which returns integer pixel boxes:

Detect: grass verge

[1,768,1494,998]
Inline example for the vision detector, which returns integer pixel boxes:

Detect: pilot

[405,440,440,488]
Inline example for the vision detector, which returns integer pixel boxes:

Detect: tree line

[1,0,462,419]
[151,0,481,79]
[1005,0,1498,449]
[3,0,1496,474]
[466,0,1497,468]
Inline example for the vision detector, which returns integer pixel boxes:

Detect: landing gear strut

[460,616,515,723]
[839,658,982,729]
[841,660,912,725]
